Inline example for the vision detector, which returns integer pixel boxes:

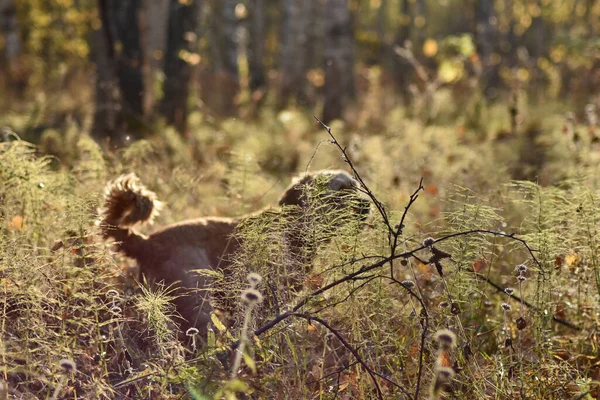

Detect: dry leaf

[8,215,24,231]
[473,258,487,272]
[565,252,580,267]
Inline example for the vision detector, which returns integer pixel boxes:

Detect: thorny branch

[290,313,406,399]
[249,121,577,399]
[314,116,394,235]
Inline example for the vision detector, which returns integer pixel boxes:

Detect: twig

[254,230,546,337]
[314,116,394,235]
[383,275,429,400]
[474,272,579,330]
[291,313,412,399]
[305,360,360,385]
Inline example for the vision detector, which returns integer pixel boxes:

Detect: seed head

[401,280,415,289]
[504,288,514,296]
[432,367,455,394]
[186,327,199,337]
[423,237,435,247]
[501,303,512,311]
[59,358,77,373]
[517,275,527,282]
[516,317,527,330]
[450,302,461,315]
[110,306,122,315]
[434,329,457,349]
[242,288,263,304]
[436,366,455,380]
[246,273,263,288]
[517,264,528,273]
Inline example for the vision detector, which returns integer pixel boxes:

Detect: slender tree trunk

[376,0,388,63]
[112,0,146,117]
[278,0,312,107]
[92,0,122,142]
[221,0,239,80]
[414,0,427,52]
[393,0,412,101]
[530,0,545,59]
[160,0,201,132]
[0,0,24,94]
[205,0,239,116]
[505,0,517,68]
[144,0,169,72]
[475,0,499,96]
[322,0,354,123]
[248,0,266,93]
[143,0,169,113]
[93,0,147,143]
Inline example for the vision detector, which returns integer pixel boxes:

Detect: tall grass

[1,97,599,398]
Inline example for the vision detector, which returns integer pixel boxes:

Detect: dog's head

[278,170,371,223]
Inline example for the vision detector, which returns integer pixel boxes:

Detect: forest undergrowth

[1,97,600,399]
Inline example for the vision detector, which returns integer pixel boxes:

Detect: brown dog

[99,170,370,336]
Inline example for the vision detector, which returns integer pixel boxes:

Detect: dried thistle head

[59,358,77,373]
[432,366,455,395]
[517,274,527,282]
[517,264,528,273]
[504,288,514,296]
[501,303,512,311]
[434,329,457,350]
[402,280,415,289]
[242,288,263,305]
[186,327,199,337]
[246,273,263,288]
[110,306,122,316]
[423,237,435,247]
[450,302,460,315]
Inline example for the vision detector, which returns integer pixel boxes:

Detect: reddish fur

[99,170,367,336]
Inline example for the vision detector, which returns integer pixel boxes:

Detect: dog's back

[99,170,369,336]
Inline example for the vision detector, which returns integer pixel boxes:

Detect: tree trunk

[92,0,147,143]
[204,0,239,116]
[160,0,201,133]
[112,0,146,118]
[0,0,24,94]
[393,0,412,101]
[278,0,312,108]
[92,0,122,142]
[322,0,354,123]
[505,0,517,68]
[475,0,499,96]
[144,0,169,72]
[247,0,266,93]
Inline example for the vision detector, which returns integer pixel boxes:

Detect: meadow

[2,78,600,399]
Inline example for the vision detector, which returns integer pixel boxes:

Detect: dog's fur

[99,171,369,336]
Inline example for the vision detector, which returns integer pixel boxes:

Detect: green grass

[1,94,600,399]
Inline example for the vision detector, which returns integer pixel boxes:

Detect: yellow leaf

[211,312,227,332]
[243,351,257,374]
[438,60,463,83]
[565,252,580,267]
[423,39,438,57]
[8,215,25,231]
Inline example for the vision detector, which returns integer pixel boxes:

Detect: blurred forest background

[0,0,598,144]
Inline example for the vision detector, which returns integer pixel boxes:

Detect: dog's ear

[278,174,314,207]
[326,171,356,191]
